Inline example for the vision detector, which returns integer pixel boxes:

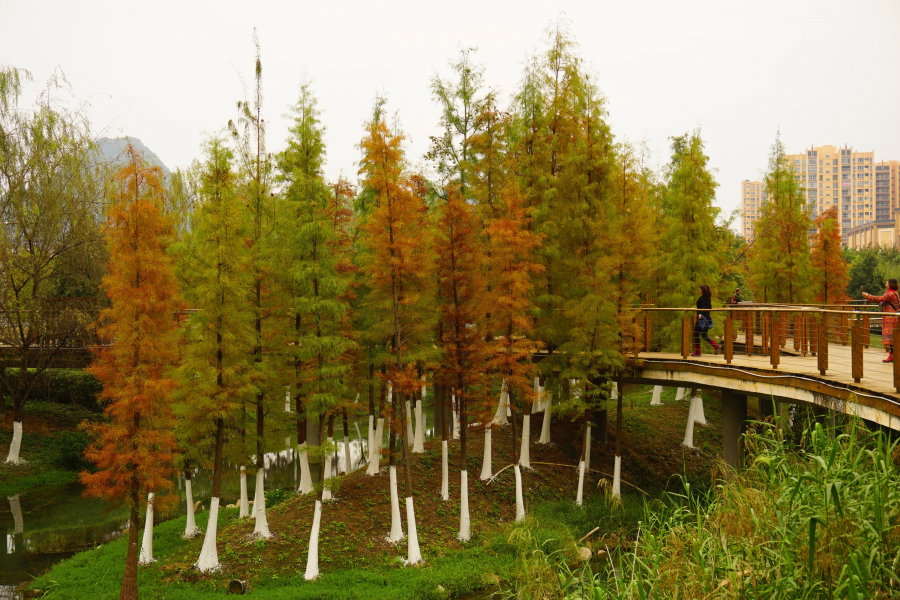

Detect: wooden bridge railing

[636,305,900,394]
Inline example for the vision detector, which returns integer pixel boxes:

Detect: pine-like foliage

[81,147,182,600]
[172,137,252,497]
[750,133,812,304]
[468,91,511,222]
[510,19,615,369]
[228,34,286,469]
[435,190,491,465]
[486,189,543,412]
[660,130,721,310]
[280,80,355,482]
[359,108,434,493]
[428,48,485,199]
[810,207,849,304]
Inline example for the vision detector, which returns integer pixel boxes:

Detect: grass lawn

[29,384,729,598]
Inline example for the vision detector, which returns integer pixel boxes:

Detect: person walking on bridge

[692,284,720,357]
[862,279,900,363]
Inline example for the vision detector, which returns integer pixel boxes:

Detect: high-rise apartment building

[875,160,900,216]
[741,144,888,241]
[741,180,768,239]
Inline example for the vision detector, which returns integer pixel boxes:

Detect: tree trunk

[0,367,7,420]
[304,415,328,580]
[436,383,449,500]
[119,499,140,600]
[594,408,608,444]
[196,418,224,571]
[615,377,623,458]
[342,408,351,474]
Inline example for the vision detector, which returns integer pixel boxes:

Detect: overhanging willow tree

[0,65,104,464]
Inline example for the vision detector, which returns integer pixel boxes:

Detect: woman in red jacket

[862,278,900,363]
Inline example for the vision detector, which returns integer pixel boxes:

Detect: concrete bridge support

[759,397,776,420]
[722,391,748,469]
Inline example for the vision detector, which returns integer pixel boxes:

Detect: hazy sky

[2,0,899,222]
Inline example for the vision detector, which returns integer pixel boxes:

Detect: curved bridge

[622,305,900,467]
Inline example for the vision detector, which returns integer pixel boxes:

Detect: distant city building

[844,217,899,249]
[740,180,768,239]
[876,160,900,220]
[741,145,899,244]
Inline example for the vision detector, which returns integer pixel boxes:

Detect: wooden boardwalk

[637,338,899,398]
[629,334,900,430]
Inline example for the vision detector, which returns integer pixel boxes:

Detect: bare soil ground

[162,384,734,584]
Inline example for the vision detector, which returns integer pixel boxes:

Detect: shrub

[50,431,90,471]
[265,486,290,508]
[1,368,101,411]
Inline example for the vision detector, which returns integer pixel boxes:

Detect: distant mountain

[95,136,171,177]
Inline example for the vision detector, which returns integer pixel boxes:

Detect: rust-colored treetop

[486,187,543,406]
[811,206,849,305]
[435,189,491,421]
[81,146,183,507]
[359,116,434,396]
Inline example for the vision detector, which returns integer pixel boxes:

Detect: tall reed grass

[520,419,900,599]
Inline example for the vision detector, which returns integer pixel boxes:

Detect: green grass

[31,492,647,599]
[546,419,900,598]
[0,470,77,497]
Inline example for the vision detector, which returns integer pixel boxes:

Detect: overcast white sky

[2,0,899,223]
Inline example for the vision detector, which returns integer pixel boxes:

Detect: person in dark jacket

[692,284,720,357]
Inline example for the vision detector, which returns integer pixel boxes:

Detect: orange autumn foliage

[486,188,543,410]
[810,207,849,305]
[435,190,491,457]
[359,118,433,401]
[82,147,182,507]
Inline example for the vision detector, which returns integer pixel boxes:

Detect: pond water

[0,404,439,594]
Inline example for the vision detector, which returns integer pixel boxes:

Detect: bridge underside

[625,357,900,432]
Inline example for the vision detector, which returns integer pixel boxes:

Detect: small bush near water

[50,431,90,470]
[537,420,900,599]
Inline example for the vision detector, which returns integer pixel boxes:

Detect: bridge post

[681,317,691,359]
[852,318,863,383]
[721,390,748,469]
[746,310,754,356]
[758,397,775,420]
[770,314,780,368]
[818,315,828,375]
[775,313,790,348]
[809,313,818,356]
[862,314,871,348]
[643,311,651,352]
[724,316,733,364]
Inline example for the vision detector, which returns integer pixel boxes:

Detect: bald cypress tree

[750,133,812,304]
[359,106,434,564]
[660,130,721,311]
[434,189,490,540]
[81,148,181,600]
[228,33,283,539]
[172,136,253,571]
[810,207,849,304]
